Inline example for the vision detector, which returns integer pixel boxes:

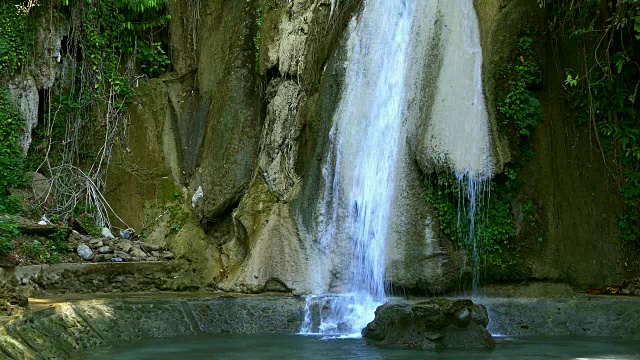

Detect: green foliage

[546,0,640,243]
[85,0,171,95]
[0,1,35,78]
[0,2,31,213]
[20,239,61,263]
[0,89,26,213]
[20,228,69,264]
[73,209,102,237]
[425,171,525,277]
[137,41,171,77]
[498,35,543,136]
[0,220,19,256]
[83,0,171,102]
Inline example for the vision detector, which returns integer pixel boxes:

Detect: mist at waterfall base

[300,0,493,337]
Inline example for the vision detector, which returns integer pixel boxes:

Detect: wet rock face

[362,299,494,351]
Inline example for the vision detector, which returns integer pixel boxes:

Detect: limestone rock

[258,79,304,199]
[130,246,147,260]
[113,239,132,253]
[0,255,18,268]
[218,177,309,294]
[97,246,111,254]
[94,254,114,262]
[76,245,95,261]
[89,238,103,248]
[29,172,49,200]
[260,0,330,77]
[8,76,38,153]
[362,299,494,350]
[141,243,161,252]
[113,251,132,262]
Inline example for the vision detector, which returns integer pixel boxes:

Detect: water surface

[75,335,640,359]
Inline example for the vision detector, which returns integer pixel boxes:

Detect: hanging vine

[544,0,640,244]
[24,0,171,230]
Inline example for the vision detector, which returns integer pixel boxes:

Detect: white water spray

[301,0,415,336]
[301,0,493,335]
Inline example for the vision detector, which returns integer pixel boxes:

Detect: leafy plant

[0,89,26,212]
[137,41,170,77]
[0,220,19,256]
[0,0,35,78]
[498,35,543,136]
[20,239,62,264]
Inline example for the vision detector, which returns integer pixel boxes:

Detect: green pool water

[74,335,640,359]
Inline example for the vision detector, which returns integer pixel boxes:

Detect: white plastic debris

[38,215,52,225]
[101,227,115,239]
[191,186,204,208]
[119,228,134,239]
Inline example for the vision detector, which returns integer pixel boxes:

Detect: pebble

[89,239,103,248]
[97,246,111,254]
[94,254,113,262]
[141,243,161,252]
[129,246,147,260]
[114,251,132,262]
[77,244,95,261]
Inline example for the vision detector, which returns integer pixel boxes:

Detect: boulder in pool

[362,298,495,350]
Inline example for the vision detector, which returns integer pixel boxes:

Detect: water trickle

[455,171,490,296]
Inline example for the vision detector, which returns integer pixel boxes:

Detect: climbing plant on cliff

[544,0,640,244]
[0,1,35,79]
[0,1,35,215]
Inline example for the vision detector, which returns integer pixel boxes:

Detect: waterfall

[301,0,492,336]
[429,0,493,295]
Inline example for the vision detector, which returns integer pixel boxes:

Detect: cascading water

[428,0,493,295]
[301,0,493,336]
[300,0,415,336]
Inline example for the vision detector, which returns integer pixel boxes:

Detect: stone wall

[0,262,201,297]
[0,296,304,359]
[485,296,640,338]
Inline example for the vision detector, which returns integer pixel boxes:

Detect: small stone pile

[621,278,640,296]
[362,298,495,351]
[72,231,174,263]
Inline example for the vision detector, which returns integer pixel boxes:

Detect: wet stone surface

[362,299,494,350]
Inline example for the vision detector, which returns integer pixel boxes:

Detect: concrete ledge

[0,296,305,359]
[484,296,640,338]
